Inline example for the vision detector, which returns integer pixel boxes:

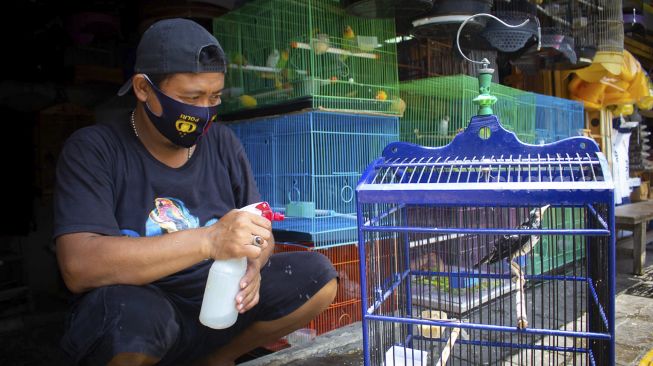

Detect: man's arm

[56,210,273,294]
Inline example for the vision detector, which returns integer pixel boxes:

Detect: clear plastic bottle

[199,202,284,329]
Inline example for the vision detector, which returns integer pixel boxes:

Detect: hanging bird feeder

[481,0,539,53]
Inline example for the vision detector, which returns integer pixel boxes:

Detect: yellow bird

[341,25,356,60]
[230,52,247,67]
[239,95,257,108]
[343,25,355,41]
[375,90,388,101]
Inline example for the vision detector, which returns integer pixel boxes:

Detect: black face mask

[143,75,217,148]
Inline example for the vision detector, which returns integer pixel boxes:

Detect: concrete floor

[614,253,653,366]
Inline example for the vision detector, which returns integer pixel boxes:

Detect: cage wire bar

[227,110,398,247]
[213,0,399,115]
[356,114,615,365]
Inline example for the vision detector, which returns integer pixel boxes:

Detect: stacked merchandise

[629,122,652,171]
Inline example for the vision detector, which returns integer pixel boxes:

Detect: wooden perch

[436,327,460,366]
[291,41,379,60]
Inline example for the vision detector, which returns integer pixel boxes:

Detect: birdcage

[227,110,398,247]
[213,0,399,116]
[274,242,363,335]
[356,115,615,365]
[531,94,585,145]
[399,75,536,147]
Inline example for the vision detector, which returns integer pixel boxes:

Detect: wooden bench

[615,200,653,275]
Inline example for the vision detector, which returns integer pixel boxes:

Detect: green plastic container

[213,0,399,115]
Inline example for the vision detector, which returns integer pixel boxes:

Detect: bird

[475,205,550,272]
[474,205,550,329]
[390,97,406,116]
[312,30,330,55]
[375,90,388,101]
[261,49,280,79]
[239,94,257,108]
[439,115,450,136]
[341,25,356,60]
[343,25,355,44]
[230,52,247,67]
[273,49,290,87]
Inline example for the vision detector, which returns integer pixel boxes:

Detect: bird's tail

[473,255,490,269]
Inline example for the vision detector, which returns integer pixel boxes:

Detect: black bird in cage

[474,204,550,329]
[474,205,550,274]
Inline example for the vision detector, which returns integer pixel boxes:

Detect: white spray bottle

[199,202,284,329]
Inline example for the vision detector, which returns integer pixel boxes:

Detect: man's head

[120,18,228,149]
[118,18,227,95]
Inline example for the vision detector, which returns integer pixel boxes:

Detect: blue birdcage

[227,110,398,247]
[355,115,615,365]
[531,94,585,144]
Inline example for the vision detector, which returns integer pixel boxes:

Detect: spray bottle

[199,202,284,329]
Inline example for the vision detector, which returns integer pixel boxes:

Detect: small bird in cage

[341,25,356,60]
[474,205,550,329]
[474,205,550,279]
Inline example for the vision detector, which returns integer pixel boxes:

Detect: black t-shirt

[53,111,261,302]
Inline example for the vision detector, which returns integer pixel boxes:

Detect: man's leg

[196,278,337,366]
[107,352,160,366]
[61,285,180,366]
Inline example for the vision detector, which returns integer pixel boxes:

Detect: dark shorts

[60,252,338,366]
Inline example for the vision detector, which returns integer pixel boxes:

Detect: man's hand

[204,209,273,261]
[236,259,262,313]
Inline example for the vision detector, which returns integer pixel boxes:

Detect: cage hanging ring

[251,235,263,248]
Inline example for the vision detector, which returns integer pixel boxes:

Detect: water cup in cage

[356,35,378,52]
[384,345,428,366]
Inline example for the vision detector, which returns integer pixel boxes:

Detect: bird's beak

[541,204,551,212]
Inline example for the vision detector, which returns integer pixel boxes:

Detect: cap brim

[117,77,134,96]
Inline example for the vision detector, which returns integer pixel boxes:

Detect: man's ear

[132,74,150,103]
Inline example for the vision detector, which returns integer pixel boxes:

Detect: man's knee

[63,285,179,365]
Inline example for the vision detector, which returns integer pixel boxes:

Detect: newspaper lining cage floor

[355,115,615,365]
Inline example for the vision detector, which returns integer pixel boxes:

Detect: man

[54,18,337,366]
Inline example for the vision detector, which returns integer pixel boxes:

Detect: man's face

[147,72,225,115]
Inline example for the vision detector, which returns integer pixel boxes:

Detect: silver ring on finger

[251,235,263,247]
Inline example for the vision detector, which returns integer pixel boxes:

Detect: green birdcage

[213,0,399,115]
[399,75,537,147]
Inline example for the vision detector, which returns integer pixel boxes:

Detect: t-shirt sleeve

[53,129,121,238]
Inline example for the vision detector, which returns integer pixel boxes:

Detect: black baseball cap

[118,18,227,96]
